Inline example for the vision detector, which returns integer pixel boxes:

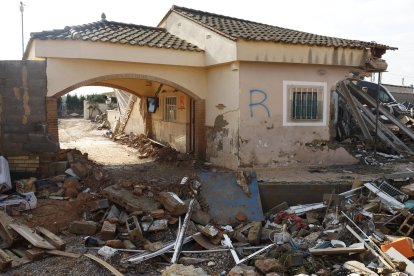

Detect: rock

[254,258,284,274]
[142,219,168,232]
[63,177,80,198]
[71,161,89,178]
[248,221,262,245]
[162,264,208,276]
[88,199,110,212]
[143,240,163,252]
[184,199,201,210]
[107,205,120,224]
[178,257,209,265]
[149,209,165,219]
[123,239,137,250]
[100,221,116,240]
[106,239,123,248]
[265,273,281,276]
[159,192,187,216]
[191,209,211,225]
[235,211,247,222]
[198,224,218,238]
[69,221,98,235]
[228,264,259,276]
[207,261,215,267]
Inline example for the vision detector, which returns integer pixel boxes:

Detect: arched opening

[46,75,206,161]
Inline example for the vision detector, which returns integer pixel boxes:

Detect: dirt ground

[4,118,414,275]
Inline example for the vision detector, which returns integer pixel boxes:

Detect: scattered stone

[71,161,89,178]
[88,199,110,212]
[207,261,215,267]
[198,224,218,238]
[159,192,187,216]
[191,209,211,225]
[142,219,168,232]
[149,209,165,219]
[123,239,137,250]
[254,258,284,274]
[248,221,262,245]
[162,264,208,276]
[143,240,163,252]
[178,257,209,265]
[69,221,97,235]
[100,221,116,240]
[228,264,259,276]
[106,239,124,248]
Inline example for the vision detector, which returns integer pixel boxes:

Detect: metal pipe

[374,72,382,157]
[171,199,195,263]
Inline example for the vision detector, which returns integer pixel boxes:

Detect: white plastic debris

[98,246,118,259]
[180,177,189,185]
[0,156,12,192]
[0,192,37,210]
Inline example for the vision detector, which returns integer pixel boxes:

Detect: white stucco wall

[238,62,356,167]
[124,98,145,135]
[45,58,207,100]
[205,63,240,169]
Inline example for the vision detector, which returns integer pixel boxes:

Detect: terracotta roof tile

[171,6,396,50]
[31,18,202,52]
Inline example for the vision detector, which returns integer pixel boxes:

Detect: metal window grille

[165,97,177,121]
[291,87,319,120]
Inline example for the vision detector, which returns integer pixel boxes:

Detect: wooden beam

[9,223,55,250]
[35,226,66,250]
[84,253,124,276]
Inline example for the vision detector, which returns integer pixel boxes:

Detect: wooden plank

[36,226,66,250]
[309,244,366,255]
[4,249,31,268]
[0,211,19,249]
[84,253,124,276]
[356,99,412,153]
[337,81,373,142]
[46,250,81,258]
[0,249,12,272]
[9,223,55,250]
[26,248,45,260]
[348,80,414,142]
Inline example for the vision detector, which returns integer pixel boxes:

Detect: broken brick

[158,192,187,216]
[100,221,116,241]
[69,221,97,235]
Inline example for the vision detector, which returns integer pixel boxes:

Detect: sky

[1,0,413,92]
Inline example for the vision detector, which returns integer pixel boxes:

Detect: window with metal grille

[164,96,177,122]
[291,87,320,120]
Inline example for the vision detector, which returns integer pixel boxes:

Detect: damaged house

[23,6,396,169]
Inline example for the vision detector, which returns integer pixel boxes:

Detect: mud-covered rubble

[3,149,414,275]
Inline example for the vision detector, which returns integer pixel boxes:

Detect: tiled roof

[171,6,396,50]
[31,15,202,52]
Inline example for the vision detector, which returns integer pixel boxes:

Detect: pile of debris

[3,147,414,275]
[111,132,187,162]
[336,79,414,157]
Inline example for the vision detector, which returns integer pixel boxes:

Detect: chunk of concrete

[100,221,116,241]
[191,209,211,225]
[159,192,187,216]
[103,185,161,212]
[69,221,97,235]
[71,161,89,179]
[248,221,262,245]
[228,264,259,276]
[162,264,208,276]
[254,258,284,274]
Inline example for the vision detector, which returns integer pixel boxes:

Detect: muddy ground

[4,118,414,275]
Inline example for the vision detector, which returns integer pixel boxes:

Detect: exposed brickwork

[0,61,58,163]
[46,97,59,142]
[194,99,206,160]
[7,155,40,173]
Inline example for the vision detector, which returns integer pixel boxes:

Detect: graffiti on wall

[249,89,270,118]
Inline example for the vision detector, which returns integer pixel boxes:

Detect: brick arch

[51,74,202,100]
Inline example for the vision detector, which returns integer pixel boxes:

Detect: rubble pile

[3,147,414,275]
[111,132,187,162]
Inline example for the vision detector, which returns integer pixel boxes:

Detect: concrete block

[88,199,110,212]
[158,192,187,216]
[69,221,97,235]
[100,221,116,241]
[248,221,262,245]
